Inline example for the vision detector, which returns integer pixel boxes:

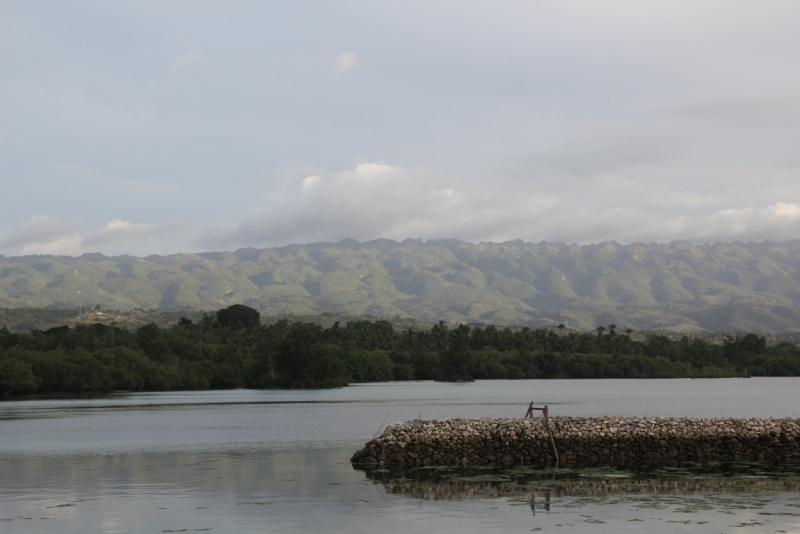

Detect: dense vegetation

[2,305,800,396]
[3,239,800,332]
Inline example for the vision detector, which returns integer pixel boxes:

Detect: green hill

[2,239,800,332]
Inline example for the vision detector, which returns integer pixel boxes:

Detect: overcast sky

[2,1,800,257]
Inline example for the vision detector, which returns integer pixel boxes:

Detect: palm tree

[557,324,566,336]
[596,326,606,337]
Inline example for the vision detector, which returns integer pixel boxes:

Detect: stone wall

[350,417,800,468]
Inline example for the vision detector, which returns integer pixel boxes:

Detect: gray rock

[351,416,800,468]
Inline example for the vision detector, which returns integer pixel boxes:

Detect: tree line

[1,304,799,395]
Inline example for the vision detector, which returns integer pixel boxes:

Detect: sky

[1,1,800,257]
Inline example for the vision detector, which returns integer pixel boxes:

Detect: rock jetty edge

[350,417,800,468]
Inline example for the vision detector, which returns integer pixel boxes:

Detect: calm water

[1,379,799,533]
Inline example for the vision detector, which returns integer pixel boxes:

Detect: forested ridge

[2,305,800,396]
[4,239,800,332]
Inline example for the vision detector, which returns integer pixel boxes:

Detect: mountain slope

[2,239,800,332]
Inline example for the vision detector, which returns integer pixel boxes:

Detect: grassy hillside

[2,239,800,332]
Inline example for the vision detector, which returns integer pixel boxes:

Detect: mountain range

[2,239,800,333]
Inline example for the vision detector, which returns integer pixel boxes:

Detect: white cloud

[107,219,138,230]
[333,52,358,74]
[20,235,83,256]
[82,219,156,247]
[170,48,203,74]
[0,217,187,256]
[0,215,84,251]
[774,202,800,218]
[196,162,550,248]
[301,175,321,190]
[659,203,800,243]
[195,161,800,249]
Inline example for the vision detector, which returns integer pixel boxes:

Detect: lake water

[1,378,800,533]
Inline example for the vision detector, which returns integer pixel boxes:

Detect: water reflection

[355,463,800,532]
[357,461,800,502]
[0,450,373,534]
[5,451,800,534]
[358,462,800,531]
[3,382,800,533]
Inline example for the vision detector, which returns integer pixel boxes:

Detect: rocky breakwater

[350,417,800,468]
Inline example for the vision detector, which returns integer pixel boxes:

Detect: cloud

[333,52,358,74]
[82,219,156,247]
[195,161,800,249]
[660,203,800,243]
[0,215,84,251]
[5,3,800,254]
[0,217,187,256]
[195,162,550,248]
[301,175,321,190]
[530,200,800,246]
[170,48,203,74]
[20,235,83,256]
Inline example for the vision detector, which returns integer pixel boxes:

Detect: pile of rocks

[350,417,800,468]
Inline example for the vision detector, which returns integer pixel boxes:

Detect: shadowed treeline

[2,304,800,395]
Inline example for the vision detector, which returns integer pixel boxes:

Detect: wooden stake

[542,405,560,468]
[524,401,534,419]
[524,403,560,467]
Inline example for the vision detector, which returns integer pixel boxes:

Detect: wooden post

[523,403,560,468]
[524,402,534,419]
[542,405,559,468]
